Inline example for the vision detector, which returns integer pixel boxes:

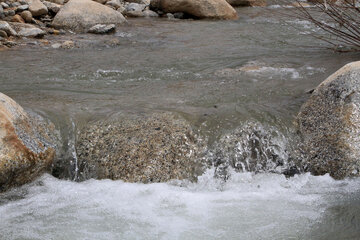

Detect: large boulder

[150,0,238,20]
[76,112,205,183]
[0,93,57,192]
[226,0,266,7]
[296,61,360,179]
[52,0,126,32]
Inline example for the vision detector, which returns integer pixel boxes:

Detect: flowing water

[1,6,360,239]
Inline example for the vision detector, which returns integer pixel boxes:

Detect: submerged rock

[0,93,57,192]
[52,0,126,32]
[209,122,296,180]
[88,24,116,34]
[226,0,266,7]
[297,61,360,179]
[150,0,238,20]
[76,112,206,183]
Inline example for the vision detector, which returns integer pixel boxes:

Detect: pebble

[0,29,7,38]
[20,10,32,23]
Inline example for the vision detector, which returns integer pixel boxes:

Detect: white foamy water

[1,171,360,240]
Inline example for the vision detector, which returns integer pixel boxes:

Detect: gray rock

[126,0,149,4]
[11,2,21,7]
[125,2,146,12]
[0,5,4,19]
[52,0,126,32]
[76,112,206,183]
[0,20,17,36]
[18,27,46,37]
[124,10,144,17]
[19,0,29,5]
[4,9,15,16]
[16,4,29,12]
[143,9,158,17]
[0,93,58,193]
[28,0,48,16]
[43,1,61,13]
[166,12,174,18]
[88,23,115,34]
[105,0,122,9]
[296,61,360,179]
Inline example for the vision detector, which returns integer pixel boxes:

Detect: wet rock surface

[208,122,299,180]
[76,112,206,183]
[52,0,126,32]
[0,93,58,192]
[297,61,360,179]
[150,0,238,20]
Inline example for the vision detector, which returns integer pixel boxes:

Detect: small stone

[166,13,174,19]
[18,27,46,37]
[19,0,29,5]
[12,14,25,23]
[61,40,74,49]
[88,23,116,34]
[28,0,48,17]
[0,29,7,38]
[142,9,158,17]
[173,12,184,19]
[125,3,146,12]
[20,10,32,22]
[0,20,17,36]
[51,42,61,48]
[10,2,21,7]
[42,1,61,14]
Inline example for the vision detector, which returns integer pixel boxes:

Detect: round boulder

[76,112,205,183]
[296,61,360,179]
[0,93,58,192]
[52,0,126,32]
[150,0,238,20]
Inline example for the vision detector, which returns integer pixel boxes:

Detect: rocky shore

[0,0,271,50]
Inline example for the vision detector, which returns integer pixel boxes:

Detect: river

[0,6,360,240]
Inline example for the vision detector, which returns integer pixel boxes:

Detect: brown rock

[20,10,32,23]
[11,14,25,23]
[150,0,238,20]
[0,93,58,192]
[0,29,7,38]
[28,0,48,17]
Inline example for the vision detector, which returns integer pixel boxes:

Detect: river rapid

[1,6,360,240]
